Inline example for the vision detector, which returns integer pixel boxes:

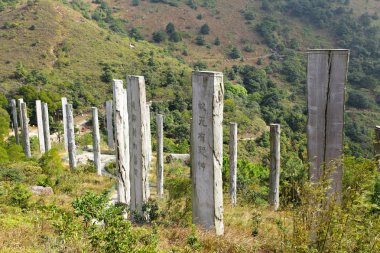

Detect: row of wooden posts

[9,49,350,236]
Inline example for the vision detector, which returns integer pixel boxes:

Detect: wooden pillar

[191,71,224,235]
[20,102,31,158]
[92,107,101,175]
[113,80,130,204]
[42,102,51,152]
[146,104,152,163]
[307,49,349,201]
[156,114,164,198]
[229,122,237,207]
[374,126,380,163]
[269,124,280,211]
[36,100,45,154]
[66,104,77,170]
[18,98,24,139]
[11,99,20,145]
[106,100,114,149]
[126,76,149,214]
[61,97,68,150]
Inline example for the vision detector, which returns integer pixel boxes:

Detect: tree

[152,30,166,43]
[195,35,205,45]
[169,31,181,42]
[166,22,175,34]
[229,47,241,59]
[200,24,210,35]
[214,37,220,45]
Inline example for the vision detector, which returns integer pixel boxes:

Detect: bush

[39,148,64,179]
[200,23,210,34]
[195,35,205,45]
[229,47,241,59]
[152,30,166,43]
[347,90,373,109]
[214,37,220,45]
[9,183,32,208]
[0,167,25,182]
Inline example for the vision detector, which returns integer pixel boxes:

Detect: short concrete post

[36,100,45,154]
[92,107,101,175]
[42,103,51,151]
[112,80,130,204]
[106,100,114,149]
[18,98,24,138]
[307,49,349,201]
[126,76,150,214]
[156,114,164,198]
[191,71,224,235]
[66,104,77,170]
[61,97,68,150]
[11,99,20,144]
[229,122,237,207]
[269,124,280,211]
[20,102,31,158]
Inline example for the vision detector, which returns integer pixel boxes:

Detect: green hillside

[0,1,379,252]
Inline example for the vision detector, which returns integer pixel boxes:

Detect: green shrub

[199,24,210,35]
[39,148,64,178]
[0,167,25,182]
[9,183,32,208]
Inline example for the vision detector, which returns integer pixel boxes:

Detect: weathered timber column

[269,124,280,211]
[36,100,45,153]
[191,71,224,235]
[123,89,130,190]
[61,97,68,150]
[66,104,77,170]
[307,49,349,201]
[18,98,24,138]
[92,107,101,175]
[229,122,238,207]
[20,102,31,158]
[11,99,20,144]
[126,76,150,214]
[113,80,130,204]
[374,126,380,166]
[42,103,51,151]
[156,114,164,198]
[146,104,152,163]
[106,100,114,149]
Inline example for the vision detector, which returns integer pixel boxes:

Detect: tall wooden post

[42,102,51,151]
[307,49,349,201]
[36,100,45,154]
[156,114,164,198]
[106,100,114,149]
[61,97,68,150]
[66,104,77,170]
[126,76,150,214]
[92,107,101,175]
[18,98,24,139]
[191,71,224,235]
[269,124,280,211]
[229,122,238,207]
[20,102,31,158]
[11,99,20,144]
[112,80,130,204]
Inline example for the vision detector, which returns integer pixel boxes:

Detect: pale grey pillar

[36,100,45,154]
[146,104,152,163]
[112,80,130,204]
[374,126,380,157]
[156,114,164,198]
[126,76,149,214]
[106,100,114,149]
[17,98,24,137]
[92,107,101,175]
[66,104,77,170]
[11,99,20,145]
[307,49,349,201]
[20,102,31,158]
[269,124,280,211]
[191,71,224,235]
[42,103,51,151]
[229,122,237,207]
[61,97,68,150]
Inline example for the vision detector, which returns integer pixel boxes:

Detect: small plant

[9,183,32,208]
[195,35,205,45]
[251,210,262,237]
[187,225,201,250]
[200,23,210,35]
